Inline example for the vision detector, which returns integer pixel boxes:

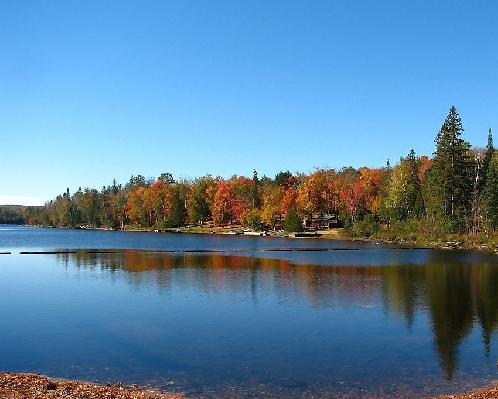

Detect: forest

[0,206,26,225]
[17,107,498,243]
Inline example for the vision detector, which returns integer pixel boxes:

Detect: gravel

[0,373,183,399]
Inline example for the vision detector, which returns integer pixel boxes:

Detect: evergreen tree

[481,154,498,231]
[251,169,260,208]
[480,129,494,192]
[158,172,175,184]
[283,208,303,232]
[275,170,293,188]
[424,106,474,231]
[471,129,494,232]
[379,159,393,225]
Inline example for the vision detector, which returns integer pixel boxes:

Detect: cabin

[303,214,343,230]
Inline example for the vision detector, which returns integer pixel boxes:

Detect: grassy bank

[339,217,498,253]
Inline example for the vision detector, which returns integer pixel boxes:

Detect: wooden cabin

[303,214,343,230]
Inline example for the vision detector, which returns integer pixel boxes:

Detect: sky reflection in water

[1,227,498,397]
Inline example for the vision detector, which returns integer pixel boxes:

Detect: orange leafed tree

[280,186,298,216]
[126,187,146,226]
[296,169,327,218]
[261,185,283,228]
[231,176,253,223]
[212,181,236,225]
[358,167,384,215]
[337,168,362,221]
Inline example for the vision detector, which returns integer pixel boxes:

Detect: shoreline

[0,373,183,399]
[347,234,498,255]
[1,373,498,399]
[436,385,498,399]
[18,223,498,255]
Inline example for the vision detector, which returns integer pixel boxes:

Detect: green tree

[245,208,263,230]
[188,181,209,224]
[167,184,187,228]
[158,172,175,184]
[349,214,379,238]
[404,149,424,218]
[379,159,393,225]
[480,129,494,191]
[481,154,498,231]
[424,107,474,232]
[251,170,261,208]
[275,170,294,188]
[471,129,494,232]
[385,150,424,221]
[283,208,303,232]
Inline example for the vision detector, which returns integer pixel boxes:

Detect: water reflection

[55,250,498,382]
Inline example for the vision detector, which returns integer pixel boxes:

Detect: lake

[1,225,498,398]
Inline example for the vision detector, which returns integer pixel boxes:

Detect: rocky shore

[0,373,183,399]
[439,385,498,399]
[2,372,498,398]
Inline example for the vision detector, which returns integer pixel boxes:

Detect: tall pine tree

[480,132,498,232]
[379,159,393,225]
[481,154,498,231]
[424,106,474,232]
[480,129,494,191]
[471,129,494,232]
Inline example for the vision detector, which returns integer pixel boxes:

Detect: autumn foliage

[22,107,497,239]
[29,166,389,230]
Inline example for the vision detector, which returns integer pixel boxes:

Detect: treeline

[25,107,498,237]
[0,207,25,224]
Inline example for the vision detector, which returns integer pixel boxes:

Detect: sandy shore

[0,373,183,399]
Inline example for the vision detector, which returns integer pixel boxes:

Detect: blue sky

[1,1,498,205]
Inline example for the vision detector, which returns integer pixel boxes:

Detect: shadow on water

[55,251,498,387]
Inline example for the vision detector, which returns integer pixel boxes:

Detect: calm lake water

[1,225,498,398]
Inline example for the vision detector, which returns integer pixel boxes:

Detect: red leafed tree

[231,176,253,223]
[212,181,236,225]
[280,186,298,216]
[340,180,365,222]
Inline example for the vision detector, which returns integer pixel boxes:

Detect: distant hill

[0,205,42,210]
[0,205,27,224]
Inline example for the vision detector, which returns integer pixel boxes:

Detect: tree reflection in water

[56,250,498,382]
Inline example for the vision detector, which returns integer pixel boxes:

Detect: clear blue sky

[1,1,498,205]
